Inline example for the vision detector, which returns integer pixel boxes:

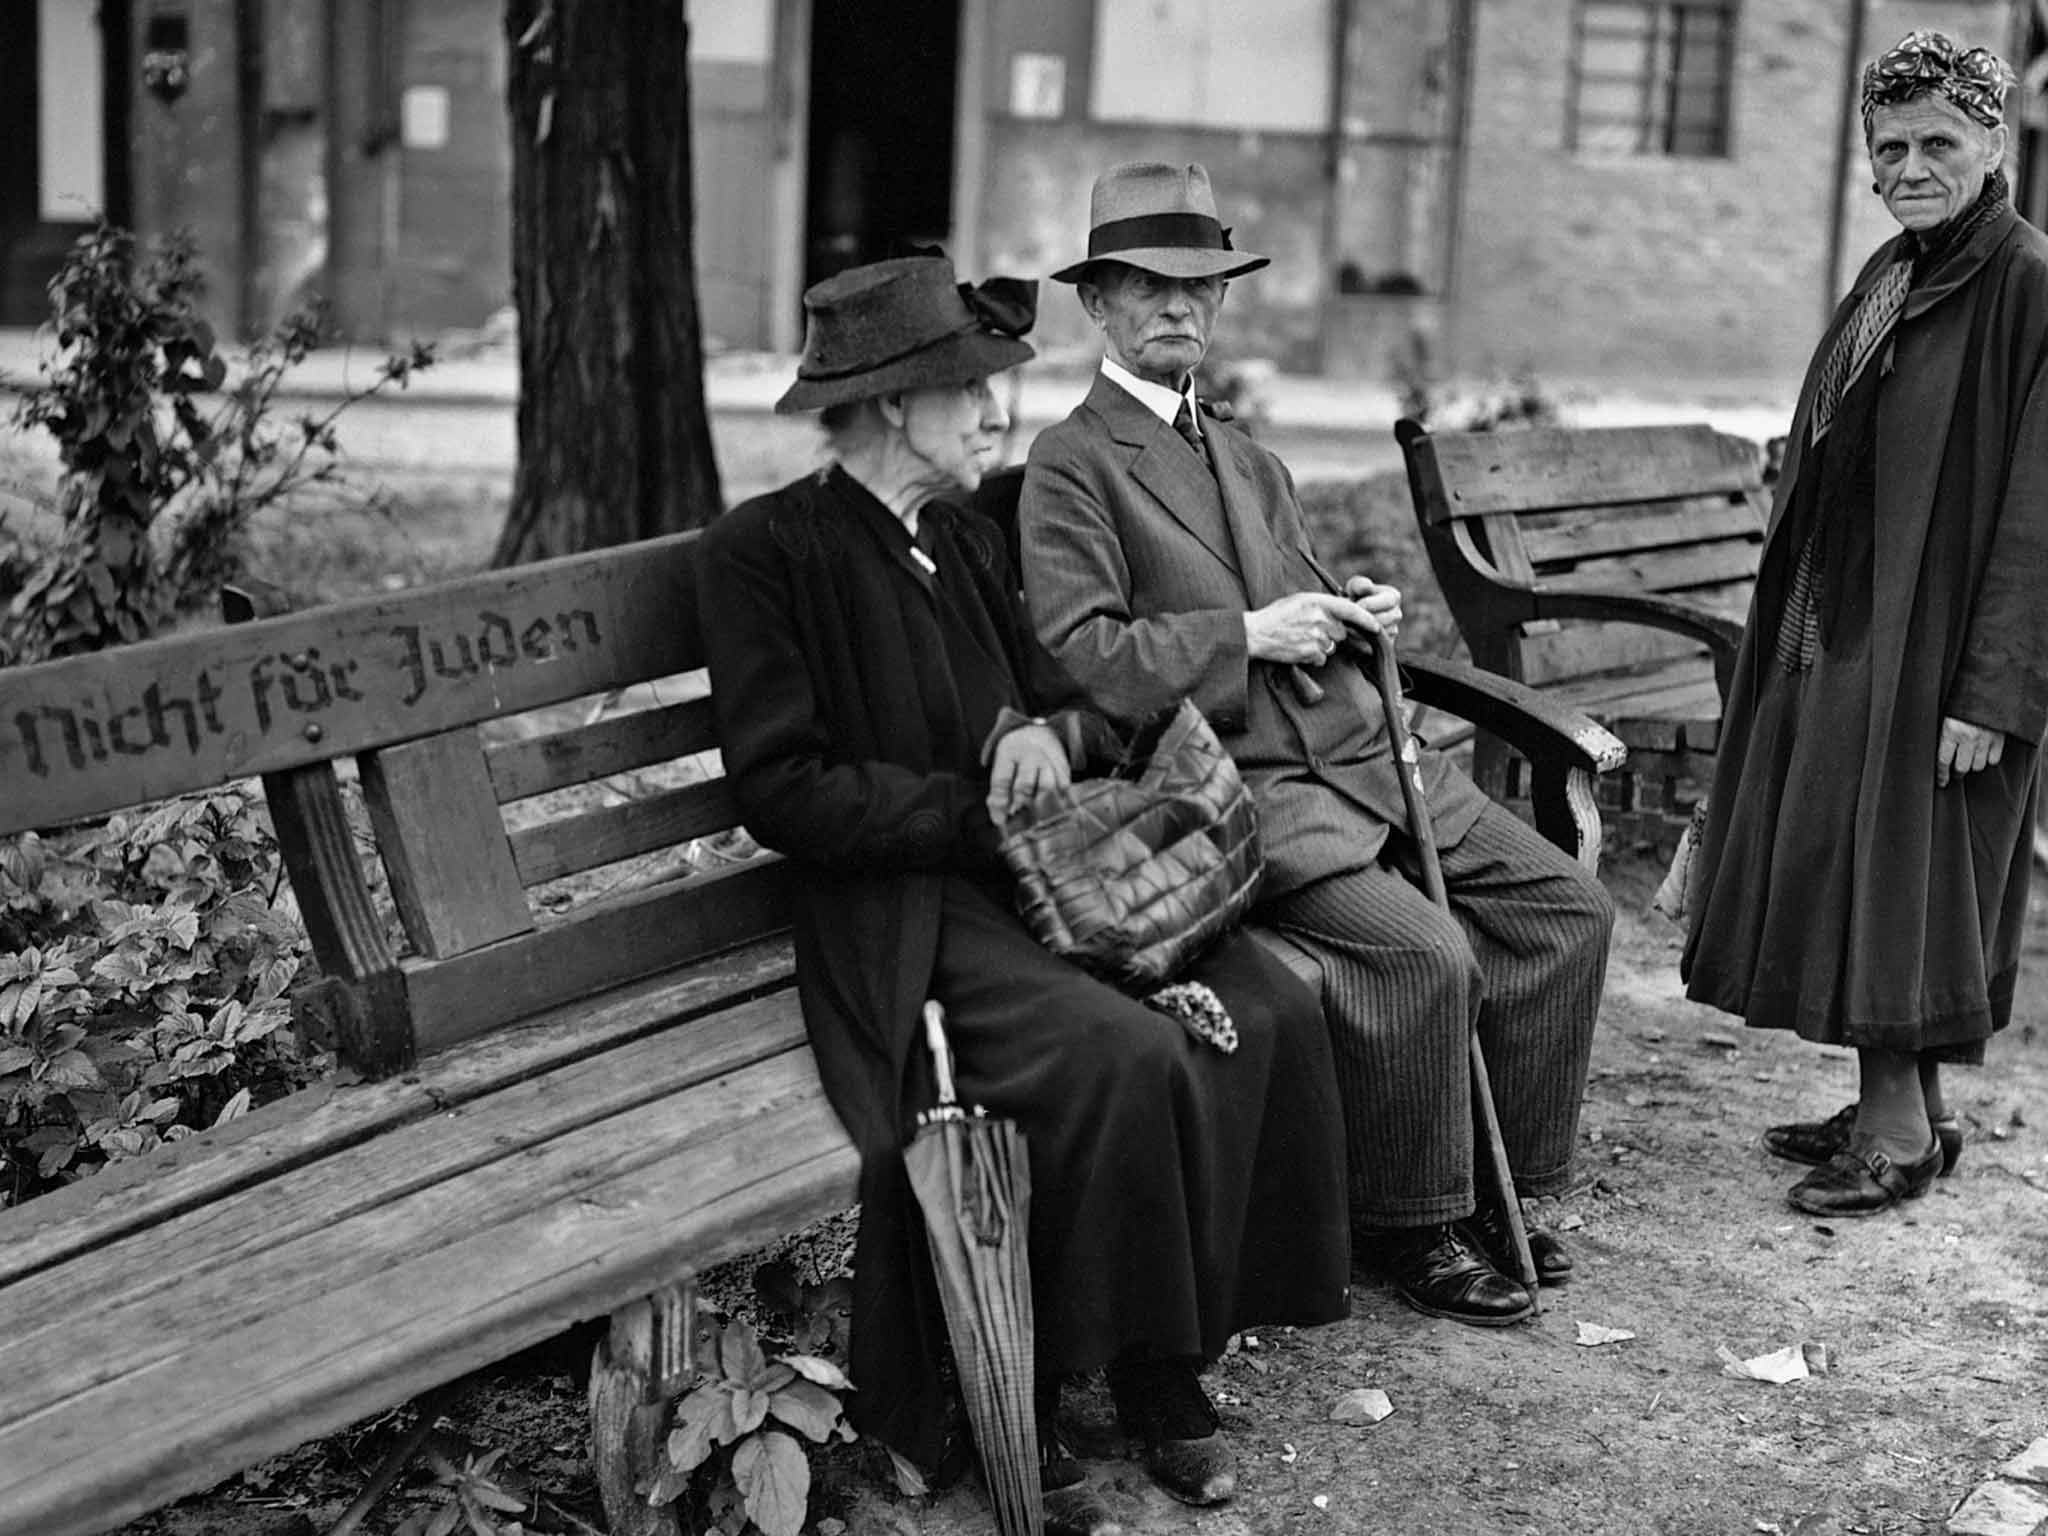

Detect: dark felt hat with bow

[775,256,1037,414]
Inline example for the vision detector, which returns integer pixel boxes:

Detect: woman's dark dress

[696,465,1350,1467]
[1684,194,2048,1060]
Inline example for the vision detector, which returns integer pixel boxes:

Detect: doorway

[0,0,130,326]
[803,0,959,291]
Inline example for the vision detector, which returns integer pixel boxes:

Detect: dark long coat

[1683,204,2048,1056]
[696,465,1350,1467]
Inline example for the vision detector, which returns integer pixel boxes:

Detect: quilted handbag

[996,698,1264,990]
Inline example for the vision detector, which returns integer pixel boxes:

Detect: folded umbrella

[904,1000,1043,1536]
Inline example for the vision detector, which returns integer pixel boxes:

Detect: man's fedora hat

[1050,161,1269,285]
[775,255,1037,414]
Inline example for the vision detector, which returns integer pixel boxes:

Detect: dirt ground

[110,847,2047,1536]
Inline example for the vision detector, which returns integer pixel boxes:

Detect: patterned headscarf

[1861,29,2015,131]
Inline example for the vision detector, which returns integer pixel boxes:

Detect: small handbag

[996,698,1264,991]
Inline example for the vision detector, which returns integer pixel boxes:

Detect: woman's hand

[1937,716,2005,787]
[987,723,1071,821]
[1244,592,1379,666]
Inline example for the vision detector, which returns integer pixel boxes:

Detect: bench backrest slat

[0,535,702,838]
[1422,423,1761,521]
[485,694,719,802]
[1516,495,1764,569]
[403,858,792,1057]
[360,730,535,959]
[508,777,741,886]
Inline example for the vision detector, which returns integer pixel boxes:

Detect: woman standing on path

[1683,31,2048,1218]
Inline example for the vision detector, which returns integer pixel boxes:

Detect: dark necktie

[1171,398,1212,475]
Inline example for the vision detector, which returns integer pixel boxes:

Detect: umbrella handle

[922,1000,960,1109]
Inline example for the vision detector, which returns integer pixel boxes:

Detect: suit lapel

[1085,374,1241,581]
[1207,421,1299,608]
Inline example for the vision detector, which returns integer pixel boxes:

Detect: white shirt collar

[1099,353,1199,437]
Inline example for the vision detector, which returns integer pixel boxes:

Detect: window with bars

[1569,1,1737,157]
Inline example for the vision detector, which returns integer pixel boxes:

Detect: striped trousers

[1264,802,1613,1227]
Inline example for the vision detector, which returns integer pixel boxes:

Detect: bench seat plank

[0,1055,858,1536]
[0,937,794,1288]
[0,991,812,1387]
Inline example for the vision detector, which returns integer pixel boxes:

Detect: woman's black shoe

[1040,1418,1123,1535]
[1369,1223,1535,1326]
[1463,1204,1575,1285]
[1787,1133,1944,1217]
[1105,1355,1236,1506]
[1763,1102,1962,1176]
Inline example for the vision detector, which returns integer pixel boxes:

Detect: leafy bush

[2,221,431,665]
[0,786,319,1207]
[646,1317,856,1536]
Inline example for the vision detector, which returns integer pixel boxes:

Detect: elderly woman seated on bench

[695,255,1349,1532]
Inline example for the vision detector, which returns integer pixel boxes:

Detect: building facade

[5,0,2028,385]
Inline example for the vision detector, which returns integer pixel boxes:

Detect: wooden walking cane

[1359,635,1542,1297]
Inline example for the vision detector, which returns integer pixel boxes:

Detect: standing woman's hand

[1937,716,2005,786]
[987,723,1071,822]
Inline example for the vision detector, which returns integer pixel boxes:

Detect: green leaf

[43,1048,100,1088]
[718,1318,768,1387]
[91,948,153,992]
[731,1387,769,1436]
[780,1354,854,1393]
[211,1087,252,1127]
[0,1046,34,1077]
[665,1383,738,1472]
[732,1430,809,1536]
[766,1379,844,1443]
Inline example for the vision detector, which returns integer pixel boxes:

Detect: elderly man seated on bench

[1019,160,1616,1328]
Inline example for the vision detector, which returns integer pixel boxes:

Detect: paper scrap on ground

[1718,1343,1811,1383]
[1329,1387,1394,1424]
[1576,1321,1637,1347]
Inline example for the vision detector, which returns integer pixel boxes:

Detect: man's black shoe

[1105,1355,1236,1506]
[1369,1222,1535,1326]
[1464,1202,1575,1286]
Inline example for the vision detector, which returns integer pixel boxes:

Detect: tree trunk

[494,0,724,566]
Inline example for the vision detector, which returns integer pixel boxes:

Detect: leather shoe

[1764,1101,1962,1177]
[1369,1222,1535,1326]
[1787,1133,1944,1217]
[1106,1355,1236,1506]
[1464,1203,1574,1286]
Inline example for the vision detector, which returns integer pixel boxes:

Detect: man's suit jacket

[1020,371,1486,898]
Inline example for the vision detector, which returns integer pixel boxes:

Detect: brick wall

[1451,0,2013,387]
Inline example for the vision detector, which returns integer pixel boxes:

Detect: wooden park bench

[1397,418,1769,852]
[0,495,1621,1536]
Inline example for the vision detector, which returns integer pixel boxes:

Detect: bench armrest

[1403,653,1627,868]
[1404,654,1626,776]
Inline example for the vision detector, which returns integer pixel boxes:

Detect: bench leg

[590,1278,696,1536]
